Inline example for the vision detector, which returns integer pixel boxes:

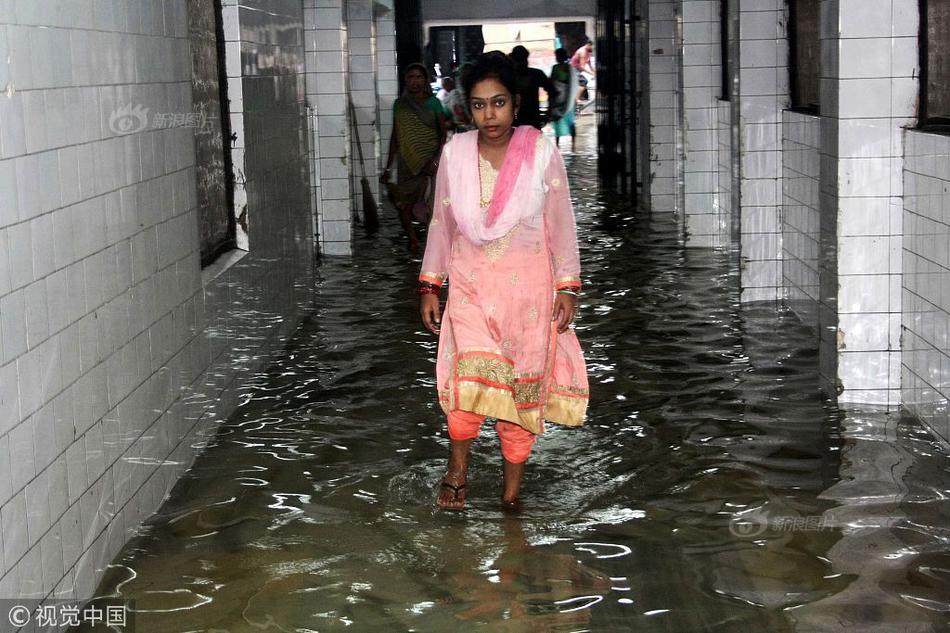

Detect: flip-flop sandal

[438,480,467,508]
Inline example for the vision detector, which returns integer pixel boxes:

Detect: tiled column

[376,4,398,174]
[902,131,950,444]
[736,0,787,302]
[304,0,352,256]
[647,0,679,213]
[347,0,379,224]
[680,0,722,246]
[819,0,917,405]
[781,111,822,330]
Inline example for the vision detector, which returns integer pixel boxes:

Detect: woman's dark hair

[461,51,518,99]
[555,47,569,63]
[404,62,429,80]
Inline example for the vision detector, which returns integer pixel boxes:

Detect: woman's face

[405,68,427,94]
[469,77,516,143]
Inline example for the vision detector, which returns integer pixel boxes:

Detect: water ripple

[86,132,950,632]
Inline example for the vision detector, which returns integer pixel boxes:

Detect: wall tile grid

[680,0,723,247]
[346,0,379,235]
[0,0,313,603]
[717,99,733,246]
[815,0,841,399]
[647,0,679,213]
[816,0,918,406]
[781,110,820,330]
[304,0,352,256]
[736,0,786,303]
[902,131,950,444]
[376,6,397,175]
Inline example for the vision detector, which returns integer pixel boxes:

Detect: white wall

[348,0,380,227]
[735,0,786,302]
[680,0,724,246]
[421,0,596,21]
[0,0,313,602]
[902,131,950,445]
[814,0,917,406]
[304,0,353,256]
[647,0,678,214]
[781,111,820,330]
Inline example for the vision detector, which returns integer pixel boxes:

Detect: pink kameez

[419,127,589,435]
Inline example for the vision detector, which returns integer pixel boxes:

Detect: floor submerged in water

[85,132,950,633]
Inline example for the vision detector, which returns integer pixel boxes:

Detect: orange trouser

[447,410,538,464]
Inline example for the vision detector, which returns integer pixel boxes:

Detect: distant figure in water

[382,63,446,252]
[571,39,594,103]
[509,45,556,130]
[549,47,579,148]
[417,51,589,511]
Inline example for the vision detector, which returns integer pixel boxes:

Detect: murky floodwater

[84,125,950,632]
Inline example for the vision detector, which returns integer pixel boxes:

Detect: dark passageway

[84,128,950,632]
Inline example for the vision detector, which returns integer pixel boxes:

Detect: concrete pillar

[735,0,787,302]
[304,0,353,256]
[680,0,725,247]
[376,3,399,175]
[347,0,380,226]
[647,0,679,214]
[817,0,917,405]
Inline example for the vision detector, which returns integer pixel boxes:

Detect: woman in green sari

[383,63,446,251]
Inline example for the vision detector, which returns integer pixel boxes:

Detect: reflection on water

[82,129,950,632]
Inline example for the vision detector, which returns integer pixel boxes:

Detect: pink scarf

[446,126,542,245]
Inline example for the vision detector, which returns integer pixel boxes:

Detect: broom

[348,99,380,232]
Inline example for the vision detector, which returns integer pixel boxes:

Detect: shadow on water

[83,124,950,632]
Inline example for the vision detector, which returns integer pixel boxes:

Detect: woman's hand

[552,293,577,333]
[420,294,442,334]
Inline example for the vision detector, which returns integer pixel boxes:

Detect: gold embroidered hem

[543,391,588,427]
[442,351,586,434]
[419,272,446,286]
[555,276,582,290]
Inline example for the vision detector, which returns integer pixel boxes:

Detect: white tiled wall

[0,0,313,603]
[815,0,917,406]
[347,0,379,227]
[717,99,734,245]
[736,0,786,302]
[304,0,352,256]
[376,5,398,175]
[681,0,723,247]
[647,0,678,213]
[782,111,820,329]
[902,131,950,444]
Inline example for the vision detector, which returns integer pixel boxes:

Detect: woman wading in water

[383,63,446,251]
[418,52,589,511]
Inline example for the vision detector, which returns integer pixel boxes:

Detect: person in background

[382,63,446,252]
[442,65,475,134]
[549,48,578,149]
[436,76,455,103]
[570,39,594,103]
[418,51,589,511]
[509,45,556,130]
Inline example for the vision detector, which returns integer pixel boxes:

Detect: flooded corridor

[86,142,950,632]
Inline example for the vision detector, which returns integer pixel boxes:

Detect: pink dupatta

[446,126,542,246]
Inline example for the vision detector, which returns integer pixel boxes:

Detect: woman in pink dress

[418,52,589,511]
